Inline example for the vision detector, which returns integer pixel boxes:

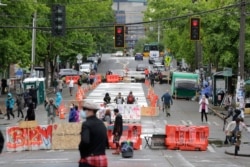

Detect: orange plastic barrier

[65,76,80,84]
[146,88,154,99]
[106,75,120,83]
[107,124,142,150]
[58,103,66,119]
[75,86,85,108]
[165,125,209,151]
[141,106,158,116]
[96,74,102,83]
[145,80,150,87]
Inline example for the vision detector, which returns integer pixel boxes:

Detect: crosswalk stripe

[213,121,220,126]
[181,120,188,125]
[207,144,216,153]
[207,121,211,125]
[187,120,193,125]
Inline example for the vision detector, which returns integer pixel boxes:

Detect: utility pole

[157,22,160,43]
[31,9,37,76]
[238,0,246,79]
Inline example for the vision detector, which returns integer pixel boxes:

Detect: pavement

[0,54,250,166]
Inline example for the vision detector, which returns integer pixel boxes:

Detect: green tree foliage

[144,0,250,72]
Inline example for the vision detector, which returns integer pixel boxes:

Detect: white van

[79,63,92,74]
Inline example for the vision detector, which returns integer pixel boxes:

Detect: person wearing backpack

[114,92,125,104]
[5,93,15,120]
[69,104,77,122]
[127,91,135,104]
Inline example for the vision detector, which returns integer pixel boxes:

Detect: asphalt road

[1,54,250,167]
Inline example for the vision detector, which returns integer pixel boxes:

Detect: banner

[6,125,53,152]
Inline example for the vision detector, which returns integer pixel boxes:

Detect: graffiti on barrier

[6,125,53,151]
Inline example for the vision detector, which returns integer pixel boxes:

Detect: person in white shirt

[68,78,74,96]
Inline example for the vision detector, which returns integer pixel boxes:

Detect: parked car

[86,56,98,64]
[134,53,143,61]
[136,64,147,71]
[79,63,92,74]
[58,69,79,78]
[114,51,123,57]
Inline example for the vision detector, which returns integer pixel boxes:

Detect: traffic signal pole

[238,0,246,79]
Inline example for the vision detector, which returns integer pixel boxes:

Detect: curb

[225,150,250,157]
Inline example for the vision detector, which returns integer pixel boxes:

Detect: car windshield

[136,54,141,56]
[153,65,165,71]
[60,69,71,73]
[81,65,90,69]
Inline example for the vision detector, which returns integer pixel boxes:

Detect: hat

[83,101,100,111]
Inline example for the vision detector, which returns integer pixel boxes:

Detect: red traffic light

[192,20,198,27]
[116,27,123,34]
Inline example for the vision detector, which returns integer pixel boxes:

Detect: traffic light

[51,4,66,37]
[190,17,200,40]
[114,25,125,48]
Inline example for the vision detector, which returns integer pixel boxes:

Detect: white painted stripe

[207,121,211,125]
[181,120,188,125]
[187,120,193,125]
[213,122,220,126]
[176,152,195,167]
[207,145,216,153]
[120,159,151,161]
[15,158,69,162]
[164,120,168,125]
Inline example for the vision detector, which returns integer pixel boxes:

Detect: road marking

[181,120,188,125]
[207,145,216,153]
[207,121,211,125]
[187,120,193,125]
[15,158,69,162]
[176,152,195,167]
[213,122,220,126]
[164,120,167,125]
[120,158,151,161]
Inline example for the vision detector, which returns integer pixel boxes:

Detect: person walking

[112,108,123,155]
[103,93,111,104]
[25,102,35,121]
[199,95,209,123]
[53,78,58,93]
[16,95,24,118]
[45,98,57,124]
[6,93,15,120]
[79,101,108,167]
[161,90,173,117]
[114,92,125,104]
[23,89,30,108]
[0,130,4,154]
[126,91,135,104]
[69,78,74,96]
[149,71,155,87]
[29,86,38,108]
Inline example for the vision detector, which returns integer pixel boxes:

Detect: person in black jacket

[103,93,111,104]
[112,108,123,155]
[29,86,38,108]
[0,130,4,154]
[25,102,35,121]
[79,101,108,167]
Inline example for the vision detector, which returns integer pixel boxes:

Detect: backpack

[127,95,134,103]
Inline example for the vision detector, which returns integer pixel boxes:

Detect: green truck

[171,72,199,99]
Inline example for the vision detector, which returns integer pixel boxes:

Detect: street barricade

[52,123,81,150]
[141,106,159,116]
[96,74,102,83]
[107,124,142,150]
[165,125,209,151]
[106,75,119,83]
[65,76,80,84]
[6,121,53,152]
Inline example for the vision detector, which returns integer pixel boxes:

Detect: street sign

[77,60,82,64]
[76,53,83,60]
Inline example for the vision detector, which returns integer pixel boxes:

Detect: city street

[0,54,250,167]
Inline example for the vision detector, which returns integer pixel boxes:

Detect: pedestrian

[79,101,108,167]
[89,72,95,85]
[224,92,232,111]
[75,105,80,122]
[144,68,149,79]
[103,93,111,104]
[57,78,63,93]
[98,102,109,119]
[78,75,83,86]
[161,90,173,117]
[114,92,125,104]
[69,78,74,96]
[23,89,30,108]
[199,95,209,123]
[16,95,24,118]
[55,92,62,108]
[69,103,78,122]
[112,108,123,155]
[53,78,58,93]
[45,98,57,124]
[29,86,38,108]
[0,130,4,154]
[102,109,111,125]
[80,106,87,122]
[25,102,35,121]
[93,63,98,72]
[5,93,15,120]
[126,91,135,104]
[149,71,155,87]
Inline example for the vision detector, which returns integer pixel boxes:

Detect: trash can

[23,77,46,105]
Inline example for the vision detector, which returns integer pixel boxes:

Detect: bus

[142,43,164,57]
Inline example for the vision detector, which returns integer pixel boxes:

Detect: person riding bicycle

[161,90,173,117]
